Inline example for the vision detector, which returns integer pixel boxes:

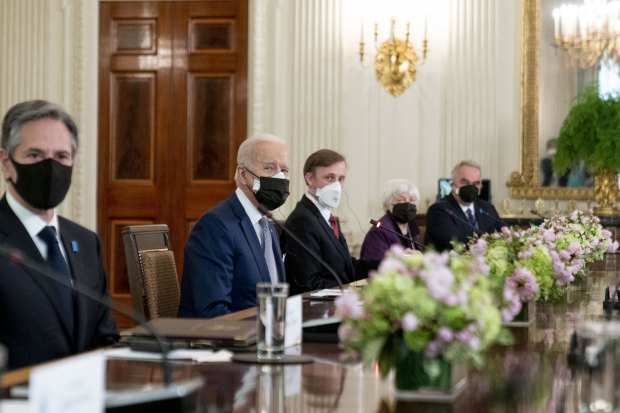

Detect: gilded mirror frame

[507,0,612,200]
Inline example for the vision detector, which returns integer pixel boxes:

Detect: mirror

[508,0,619,200]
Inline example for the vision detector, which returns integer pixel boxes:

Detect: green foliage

[553,85,620,175]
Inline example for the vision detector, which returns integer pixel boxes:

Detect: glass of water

[257,282,289,359]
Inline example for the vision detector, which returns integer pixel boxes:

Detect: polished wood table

[3,265,619,412]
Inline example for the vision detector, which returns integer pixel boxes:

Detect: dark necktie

[466,208,477,228]
[259,217,278,284]
[38,226,74,332]
[329,214,339,239]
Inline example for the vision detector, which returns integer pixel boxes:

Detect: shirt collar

[305,193,331,223]
[235,187,263,225]
[7,191,60,240]
[459,203,474,215]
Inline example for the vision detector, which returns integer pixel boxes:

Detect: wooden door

[98,1,247,328]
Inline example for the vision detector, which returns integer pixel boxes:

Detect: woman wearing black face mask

[360,179,422,261]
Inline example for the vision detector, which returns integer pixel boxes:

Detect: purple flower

[507,267,539,301]
[559,249,571,260]
[602,229,612,239]
[422,251,450,269]
[401,313,419,332]
[425,340,441,358]
[421,267,454,301]
[501,226,511,236]
[467,336,481,350]
[542,229,556,243]
[377,257,408,275]
[471,239,488,256]
[517,246,533,260]
[566,242,582,256]
[335,292,364,319]
[456,329,472,342]
[501,285,523,322]
[609,240,619,253]
[437,327,454,342]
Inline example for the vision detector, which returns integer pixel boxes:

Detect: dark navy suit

[281,196,378,295]
[424,193,503,251]
[178,192,285,318]
[0,195,118,371]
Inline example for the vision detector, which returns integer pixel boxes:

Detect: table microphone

[369,219,425,251]
[478,208,509,227]
[444,208,478,232]
[530,209,546,220]
[0,243,173,387]
[257,205,344,292]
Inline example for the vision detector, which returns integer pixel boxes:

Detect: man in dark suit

[281,149,378,295]
[0,100,118,371]
[178,134,289,318]
[424,160,504,251]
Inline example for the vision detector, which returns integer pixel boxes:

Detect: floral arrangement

[467,209,618,321]
[467,227,551,321]
[537,209,618,271]
[334,246,510,376]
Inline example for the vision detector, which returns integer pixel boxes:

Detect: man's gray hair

[234,133,286,181]
[382,179,420,211]
[1,100,78,157]
[451,160,481,182]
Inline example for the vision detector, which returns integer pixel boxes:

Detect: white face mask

[315,181,342,209]
[252,171,286,191]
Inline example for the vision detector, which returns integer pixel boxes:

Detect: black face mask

[456,185,479,203]
[10,157,73,210]
[245,168,290,211]
[391,203,417,223]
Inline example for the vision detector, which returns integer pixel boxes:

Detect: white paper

[285,295,302,347]
[309,289,343,297]
[29,351,105,413]
[104,347,233,363]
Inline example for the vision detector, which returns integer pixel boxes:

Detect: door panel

[98,1,247,328]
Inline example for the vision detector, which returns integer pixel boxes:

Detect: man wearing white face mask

[282,149,379,295]
[178,134,290,318]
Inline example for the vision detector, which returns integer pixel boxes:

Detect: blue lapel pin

[71,241,78,253]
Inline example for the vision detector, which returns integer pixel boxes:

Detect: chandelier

[359,17,429,97]
[552,0,620,69]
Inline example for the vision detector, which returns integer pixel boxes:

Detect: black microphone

[530,209,546,220]
[369,219,425,251]
[257,204,344,292]
[478,208,509,227]
[0,243,173,387]
[444,208,478,232]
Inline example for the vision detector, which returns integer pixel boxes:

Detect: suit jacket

[360,211,422,261]
[0,196,118,371]
[424,193,504,251]
[281,196,378,295]
[178,192,285,318]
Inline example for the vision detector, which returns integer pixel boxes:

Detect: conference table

[2,260,619,412]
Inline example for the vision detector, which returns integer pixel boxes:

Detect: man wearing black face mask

[361,179,422,260]
[178,134,290,318]
[0,100,118,370]
[424,160,503,252]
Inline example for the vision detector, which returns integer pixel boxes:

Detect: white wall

[0,0,99,231]
[0,0,522,251]
[249,0,521,249]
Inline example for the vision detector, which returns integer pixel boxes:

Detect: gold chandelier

[359,18,429,97]
[553,0,620,69]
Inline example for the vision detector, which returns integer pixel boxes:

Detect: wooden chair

[122,224,180,320]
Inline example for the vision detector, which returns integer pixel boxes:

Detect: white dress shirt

[6,191,67,261]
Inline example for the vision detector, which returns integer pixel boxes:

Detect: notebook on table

[127,317,257,351]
